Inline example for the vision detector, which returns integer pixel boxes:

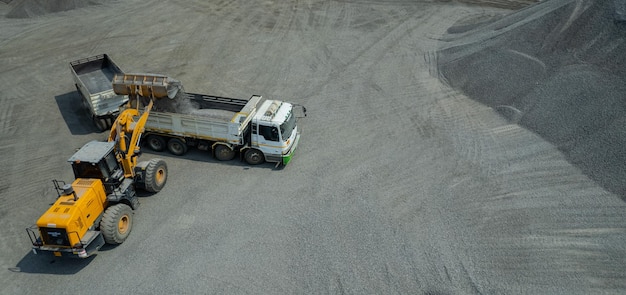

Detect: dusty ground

[1,0,625,294]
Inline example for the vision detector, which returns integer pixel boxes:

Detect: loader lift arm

[107,99,153,179]
[108,73,182,179]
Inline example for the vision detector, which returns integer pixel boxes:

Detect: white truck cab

[249,100,300,165]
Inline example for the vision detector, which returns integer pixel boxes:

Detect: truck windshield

[280,111,296,141]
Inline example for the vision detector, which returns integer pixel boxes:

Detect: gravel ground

[1,0,625,294]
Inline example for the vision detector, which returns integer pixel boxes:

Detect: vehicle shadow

[144,148,284,170]
[10,251,94,275]
[54,91,100,135]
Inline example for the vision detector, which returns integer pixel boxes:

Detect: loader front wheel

[101,204,133,244]
[144,158,167,193]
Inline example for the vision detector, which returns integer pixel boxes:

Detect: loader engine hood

[36,179,106,247]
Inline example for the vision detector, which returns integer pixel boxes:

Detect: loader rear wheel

[144,158,167,193]
[214,144,235,161]
[244,148,265,165]
[100,204,133,244]
[146,135,166,152]
[167,138,187,156]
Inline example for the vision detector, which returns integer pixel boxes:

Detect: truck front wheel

[244,149,265,165]
[100,204,133,244]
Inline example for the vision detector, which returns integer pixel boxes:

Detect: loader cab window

[103,152,121,178]
[72,162,105,179]
[72,153,119,181]
[259,124,279,142]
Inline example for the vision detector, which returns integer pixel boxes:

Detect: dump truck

[70,54,128,131]
[26,76,172,258]
[113,74,305,166]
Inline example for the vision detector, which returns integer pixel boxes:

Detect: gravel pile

[437,0,626,197]
[152,92,236,122]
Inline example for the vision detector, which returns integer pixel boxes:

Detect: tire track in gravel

[359,6,545,291]
[158,9,213,80]
[221,1,301,96]
[0,17,67,50]
[0,97,17,137]
[287,3,505,293]
[82,1,159,56]
[169,0,239,16]
[425,18,626,293]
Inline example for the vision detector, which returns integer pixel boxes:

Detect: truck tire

[244,148,265,165]
[143,158,167,193]
[100,204,133,244]
[214,144,235,161]
[167,138,187,156]
[146,135,166,152]
[93,116,109,132]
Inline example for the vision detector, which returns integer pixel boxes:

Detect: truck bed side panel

[146,112,240,144]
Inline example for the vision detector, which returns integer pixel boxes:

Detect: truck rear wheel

[93,116,109,132]
[244,148,265,165]
[146,135,166,152]
[100,204,133,244]
[144,158,167,193]
[167,138,187,156]
[215,144,235,161]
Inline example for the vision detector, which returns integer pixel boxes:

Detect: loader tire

[144,158,167,193]
[100,204,133,244]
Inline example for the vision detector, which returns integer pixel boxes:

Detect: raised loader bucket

[112,73,182,99]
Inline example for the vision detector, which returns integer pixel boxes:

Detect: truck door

[252,123,282,157]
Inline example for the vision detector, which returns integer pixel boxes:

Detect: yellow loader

[27,74,178,258]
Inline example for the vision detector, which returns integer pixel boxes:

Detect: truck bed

[152,92,262,116]
[186,92,251,112]
[143,95,263,143]
[77,67,118,95]
[70,54,123,95]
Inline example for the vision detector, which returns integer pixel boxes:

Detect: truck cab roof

[255,100,292,124]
